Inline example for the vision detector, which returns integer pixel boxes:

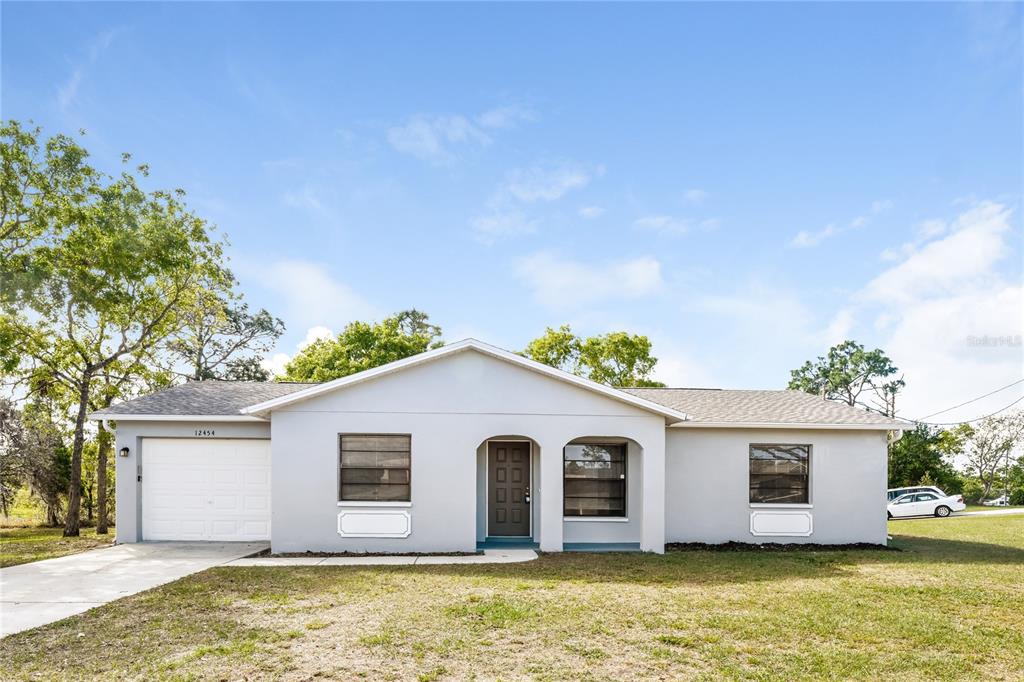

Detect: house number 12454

[194,429,216,437]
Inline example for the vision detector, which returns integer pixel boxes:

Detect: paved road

[956,508,1024,517]
[0,541,265,637]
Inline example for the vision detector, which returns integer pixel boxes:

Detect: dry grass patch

[1,516,1022,680]
[0,526,113,567]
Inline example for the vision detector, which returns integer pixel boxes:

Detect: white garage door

[142,438,271,542]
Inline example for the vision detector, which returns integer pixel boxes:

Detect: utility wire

[908,393,1024,427]
[915,378,1024,421]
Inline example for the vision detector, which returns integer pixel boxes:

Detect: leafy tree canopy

[280,310,442,383]
[167,298,284,382]
[938,411,1024,500]
[1,122,233,535]
[788,340,904,416]
[887,424,961,492]
[522,325,666,387]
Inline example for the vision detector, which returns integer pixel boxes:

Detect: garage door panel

[142,439,271,542]
[244,495,268,511]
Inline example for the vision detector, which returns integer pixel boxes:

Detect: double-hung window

[749,444,810,504]
[563,443,626,517]
[339,434,411,502]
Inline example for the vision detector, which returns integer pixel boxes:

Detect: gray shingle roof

[93,381,317,416]
[93,378,898,427]
[621,388,899,425]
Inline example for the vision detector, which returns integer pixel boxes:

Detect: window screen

[749,444,810,504]
[563,443,626,517]
[339,434,411,502]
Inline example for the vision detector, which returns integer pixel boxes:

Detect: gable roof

[90,381,316,421]
[88,342,904,431]
[623,388,905,429]
[240,339,689,422]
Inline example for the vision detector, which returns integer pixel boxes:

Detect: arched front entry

[475,436,541,547]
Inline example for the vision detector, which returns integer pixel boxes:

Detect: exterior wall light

[119,447,130,458]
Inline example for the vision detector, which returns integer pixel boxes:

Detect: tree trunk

[97,421,109,534]
[63,373,92,537]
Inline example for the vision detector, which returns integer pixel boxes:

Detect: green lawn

[964,504,1024,513]
[0,526,114,568]
[2,516,1022,681]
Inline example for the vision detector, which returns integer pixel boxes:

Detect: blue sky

[3,2,1022,422]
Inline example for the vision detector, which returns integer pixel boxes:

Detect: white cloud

[880,219,950,261]
[791,199,891,248]
[260,325,336,378]
[471,161,598,242]
[56,28,119,111]
[634,215,692,236]
[648,337,718,388]
[476,104,536,129]
[792,224,840,247]
[300,325,334,348]
[871,199,894,214]
[846,201,1023,421]
[634,215,719,236]
[470,211,538,243]
[516,252,663,309]
[821,309,855,347]
[260,352,291,378]
[388,104,537,164]
[579,206,605,219]
[683,188,708,205]
[282,186,325,212]
[387,114,490,164]
[261,259,378,334]
[503,163,593,203]
[860,201,1011,305]
[692,283,813,336]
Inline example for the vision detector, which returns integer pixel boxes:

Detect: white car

[983,495,1010,507]
[887,485,947,502]
[887,491,965,518]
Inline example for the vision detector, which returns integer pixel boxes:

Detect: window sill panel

[338,501,412,508]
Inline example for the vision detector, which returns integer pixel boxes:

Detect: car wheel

[887,511,893,519]
[935,505,951,518]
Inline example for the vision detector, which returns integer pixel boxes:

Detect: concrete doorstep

[226,548,538,567]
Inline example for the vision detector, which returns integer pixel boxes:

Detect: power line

[914,379,1024,421]
[910,393,1024,427]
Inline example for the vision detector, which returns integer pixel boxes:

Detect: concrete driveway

[0,542,266,637]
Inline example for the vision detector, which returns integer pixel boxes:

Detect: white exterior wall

[111,420,271,543]
[665,427,889,545]
[269,350,666,553]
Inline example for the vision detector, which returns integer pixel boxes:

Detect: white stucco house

[91,339,903,554]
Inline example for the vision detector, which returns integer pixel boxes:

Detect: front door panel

[488,441,531,536]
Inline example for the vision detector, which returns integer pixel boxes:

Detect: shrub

[961,480,985,504]
[1009,488,1024,506]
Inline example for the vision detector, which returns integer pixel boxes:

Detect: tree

[8,403,70,526]
[0,398,26,516]
[940,411,1024,500]
[887,424,960,492]
[281,310,444,382]
[89,360,170,533]
[168,297,284,382]
[522,325,581,374]
[1,124,232,536]
[522,326,666,387]
[788,340,904,416]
